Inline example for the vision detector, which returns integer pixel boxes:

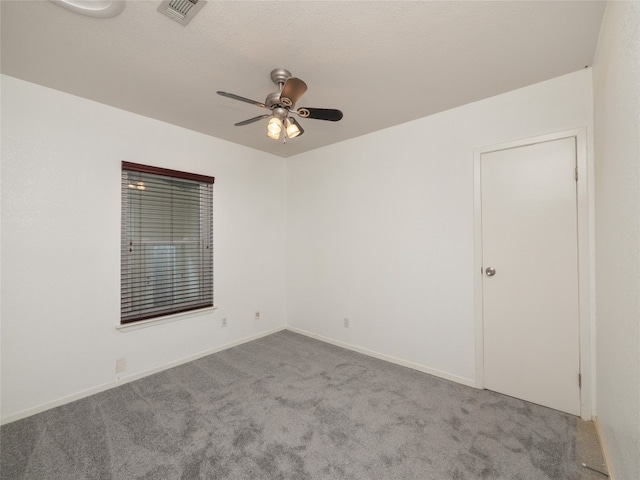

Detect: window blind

[121,162,214,324]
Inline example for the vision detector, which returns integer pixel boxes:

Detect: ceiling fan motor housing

[265,91,284,110]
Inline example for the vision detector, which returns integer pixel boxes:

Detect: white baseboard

[285,326,477,388]
[3,325,477,425]
[1,326,287,426]
[593,416,615,480]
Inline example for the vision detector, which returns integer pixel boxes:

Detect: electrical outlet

[222,317,227,327]
[344,317,350,328]
[116,358,127,374]
[255,311,260,320]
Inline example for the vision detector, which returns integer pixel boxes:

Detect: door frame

[473,128,592,420]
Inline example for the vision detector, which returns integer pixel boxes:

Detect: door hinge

[578,373,582,388]
[575,167,578,181]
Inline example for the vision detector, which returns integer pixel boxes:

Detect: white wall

[286,69,594,385]
[1,69,599,425]
[592,2,640,479]
[1,75,287,423]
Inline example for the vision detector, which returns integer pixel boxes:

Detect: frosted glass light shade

[284,117,304,138]
[267,117,282,140]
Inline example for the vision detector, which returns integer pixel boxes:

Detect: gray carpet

[1,330,605,479]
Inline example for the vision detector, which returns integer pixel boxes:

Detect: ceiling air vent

[157,0,205,26]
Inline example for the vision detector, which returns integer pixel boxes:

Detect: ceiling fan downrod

[270,68,292,89]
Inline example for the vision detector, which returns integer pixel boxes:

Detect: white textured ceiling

[1,1,605,157]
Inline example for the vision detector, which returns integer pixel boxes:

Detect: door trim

[473,128,592,420]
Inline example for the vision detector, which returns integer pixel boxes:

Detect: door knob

[485,267,496,277]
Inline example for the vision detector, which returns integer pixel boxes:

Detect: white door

[481,137,580,416]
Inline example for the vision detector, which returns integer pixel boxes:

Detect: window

[121,162,214,324]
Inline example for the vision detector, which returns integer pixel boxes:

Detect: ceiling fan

[217,68,343,141]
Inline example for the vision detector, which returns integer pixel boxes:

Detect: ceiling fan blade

[279,78,307,107]
[234,114,271,126]
[296,108,343,122]
[217,91,266,108]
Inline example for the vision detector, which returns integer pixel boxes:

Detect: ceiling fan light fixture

[266,117,282,140]
[284,117,304,138]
